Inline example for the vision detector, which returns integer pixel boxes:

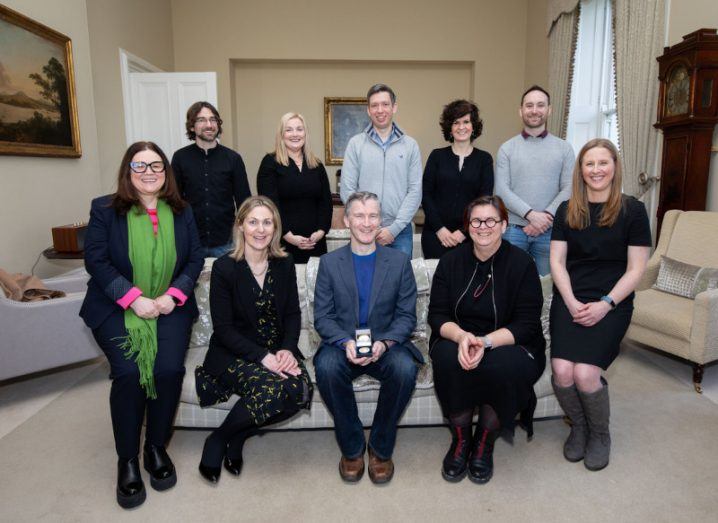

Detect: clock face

[666,66,690,116]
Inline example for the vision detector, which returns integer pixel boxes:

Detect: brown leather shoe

[339,455,365,482]
[368,447,394,484]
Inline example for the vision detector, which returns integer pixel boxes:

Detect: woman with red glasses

[428,195,545,484]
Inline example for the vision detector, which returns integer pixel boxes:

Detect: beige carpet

[1,345,716,522]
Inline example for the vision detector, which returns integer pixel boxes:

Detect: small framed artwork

[324,97,369,165]
[0,4,81,157]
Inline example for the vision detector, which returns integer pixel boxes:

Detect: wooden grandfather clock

[655,28,718,229]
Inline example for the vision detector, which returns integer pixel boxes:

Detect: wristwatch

[600,295,616,309]
[480,336,493,351]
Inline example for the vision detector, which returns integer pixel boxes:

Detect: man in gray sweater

[340,84,422,257]
[495,85,575,275]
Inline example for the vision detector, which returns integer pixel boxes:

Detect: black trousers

[92,308,193,459]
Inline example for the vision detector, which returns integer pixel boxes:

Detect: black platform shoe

[143,444,177,491]
[117,457,146,509]
[468,428,498,484]
[441,424,471,482]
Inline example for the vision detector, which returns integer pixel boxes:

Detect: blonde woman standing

[258,112,333,264]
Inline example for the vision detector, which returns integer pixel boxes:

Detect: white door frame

[119,48,163,146]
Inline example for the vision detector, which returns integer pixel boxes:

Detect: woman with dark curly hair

[421,99,494,259]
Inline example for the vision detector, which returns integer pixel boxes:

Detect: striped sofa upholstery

[175,257,562,428]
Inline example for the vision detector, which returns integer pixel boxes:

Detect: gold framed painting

[324,97,369,166]
[0,4,81,157]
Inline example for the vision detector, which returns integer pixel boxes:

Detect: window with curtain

[565,0,617,155]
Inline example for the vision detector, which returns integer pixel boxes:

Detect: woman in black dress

[421,100,494,259]
[550,138,651,471]
[195,196,313,484]
[428,195,545,484]
[257,112,333,264]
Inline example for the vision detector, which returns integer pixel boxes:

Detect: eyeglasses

[129,161,165,174]
[195,117,218,125]
[469,217,501,229]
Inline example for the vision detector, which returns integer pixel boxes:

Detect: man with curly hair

[171,101,251,257]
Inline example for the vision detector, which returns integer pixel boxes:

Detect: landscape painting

[0,5,81,157]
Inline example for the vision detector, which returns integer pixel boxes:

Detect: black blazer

[80,195,203,330]
[428,240,546,364]
[201,253,302,376]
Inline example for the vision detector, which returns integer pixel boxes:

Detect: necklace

[473,273,492,298]
[249,261,268,277]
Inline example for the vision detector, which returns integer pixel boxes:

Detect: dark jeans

[314,343,418,460]
[92,309,192,459]
[202,242,233,258]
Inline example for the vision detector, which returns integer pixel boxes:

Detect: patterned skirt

[195,358,313,426]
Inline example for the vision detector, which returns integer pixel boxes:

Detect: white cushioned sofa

[175,257,562,428]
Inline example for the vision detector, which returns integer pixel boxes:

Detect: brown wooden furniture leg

[693,363,704,394]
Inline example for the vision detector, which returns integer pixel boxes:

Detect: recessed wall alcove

[230,59,474,189]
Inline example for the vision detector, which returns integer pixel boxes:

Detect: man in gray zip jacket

[340,84,422,257]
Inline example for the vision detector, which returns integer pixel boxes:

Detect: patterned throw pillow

[653,256,718,299]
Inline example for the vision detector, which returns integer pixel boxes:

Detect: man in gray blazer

[314,191,422,484]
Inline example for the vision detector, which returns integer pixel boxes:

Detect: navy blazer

[80,195,203,330]
[200,253,302,376]
[314,244,422,362]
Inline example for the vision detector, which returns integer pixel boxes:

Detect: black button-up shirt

[171,143,251,247]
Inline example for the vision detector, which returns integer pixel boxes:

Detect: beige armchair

[626,210,718,392]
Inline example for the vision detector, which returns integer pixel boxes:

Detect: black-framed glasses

[195,117,218,125]
[130,161,165,174]
[469,217,501,229]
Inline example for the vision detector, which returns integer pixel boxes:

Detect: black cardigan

[428,240,546,362]
[201,253,303,376]
[421,146,494,233]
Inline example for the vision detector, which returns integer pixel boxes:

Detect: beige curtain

[546,0,581,35]
[613,0,665,197]
[547,5,580,138]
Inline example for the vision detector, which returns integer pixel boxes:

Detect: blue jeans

[387,223,413,258]
[202,242,233,258]
[503,224,551,276]
[314,343,418,459]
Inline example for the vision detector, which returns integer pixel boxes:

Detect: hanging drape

[613,0,665,198]
[547,4,580,138]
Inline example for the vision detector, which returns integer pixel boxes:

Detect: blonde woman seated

[195,196,313,484]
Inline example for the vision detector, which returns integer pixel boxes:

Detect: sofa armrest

[0,292,100,380]
[42,269,90,294]
[688,288,718,365]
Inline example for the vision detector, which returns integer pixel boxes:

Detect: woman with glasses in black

[428,195,545,484]
[80,142,203,509]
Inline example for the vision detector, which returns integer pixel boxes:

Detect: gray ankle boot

[579,378,610,471]
[552,377,587,462]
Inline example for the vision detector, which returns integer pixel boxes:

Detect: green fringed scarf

[119,200,176,399]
